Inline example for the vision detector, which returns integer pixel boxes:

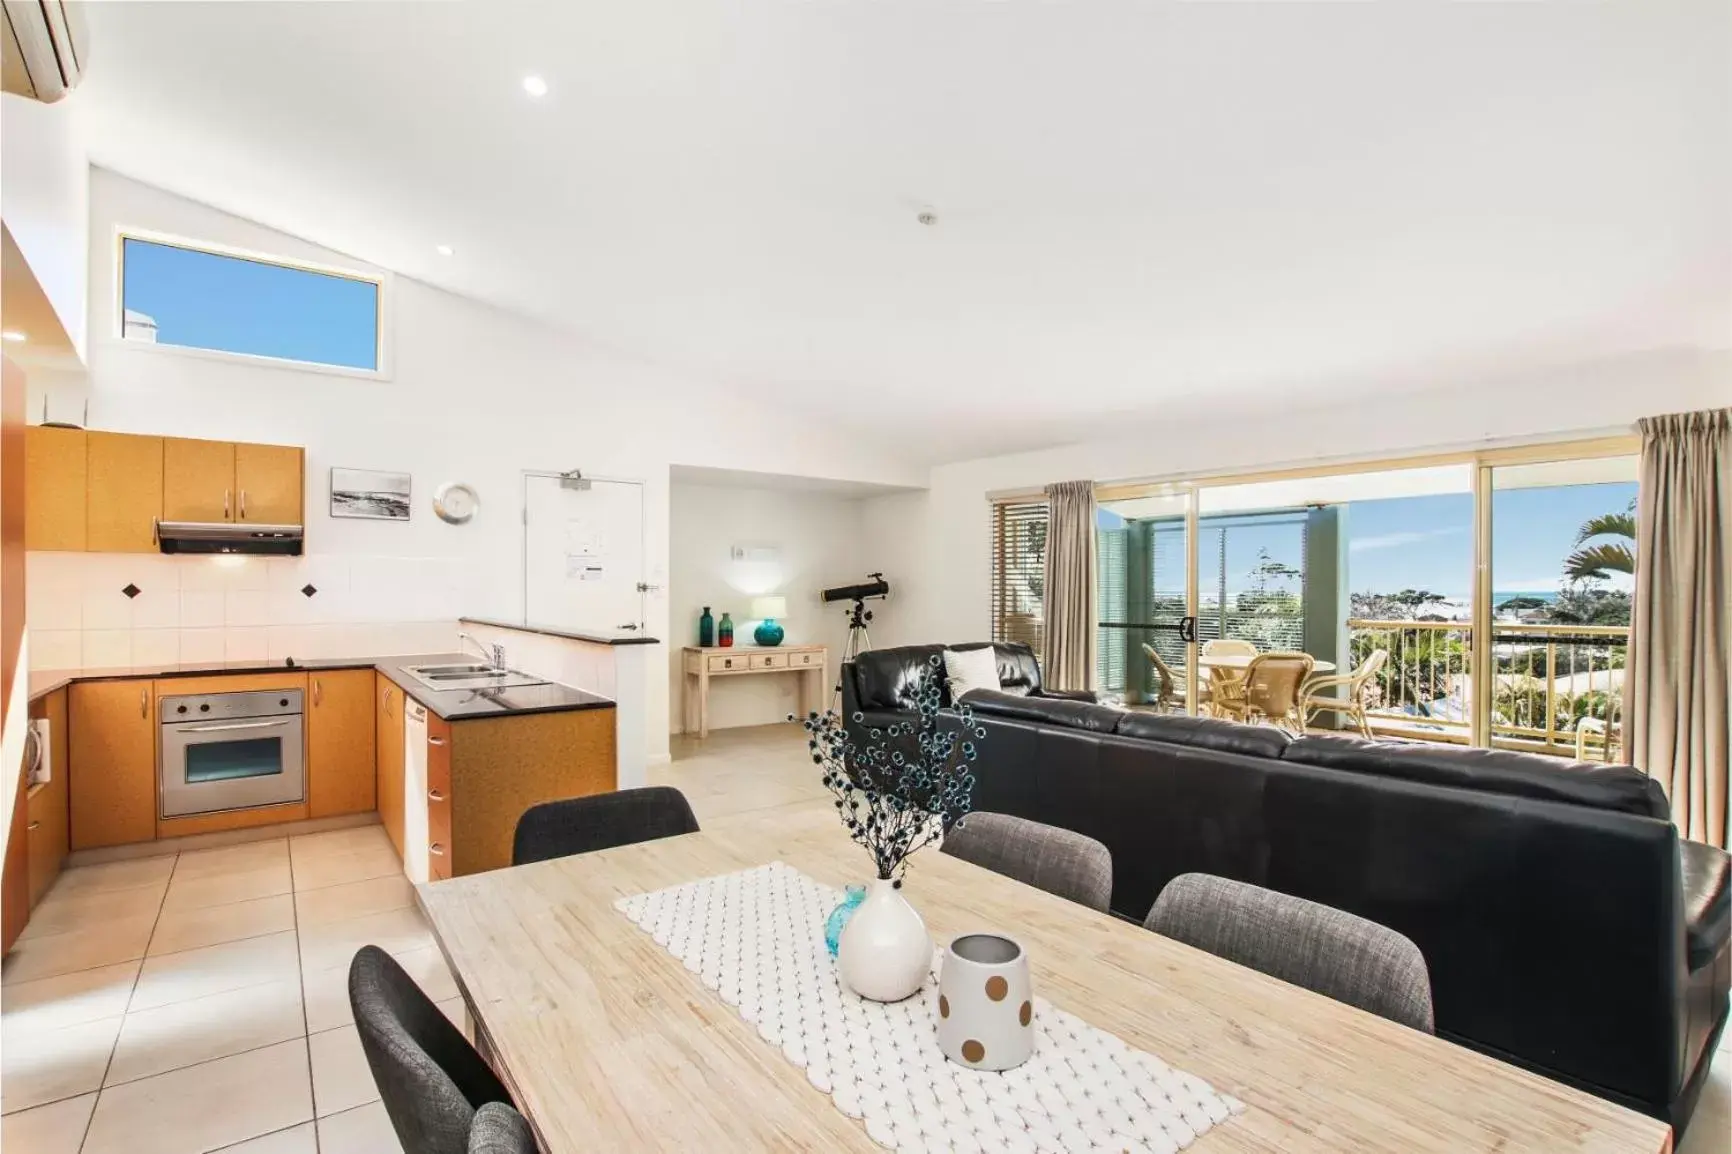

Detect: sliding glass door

[1096,487,1198,713]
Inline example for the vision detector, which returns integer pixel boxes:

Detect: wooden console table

[680,645,827,739]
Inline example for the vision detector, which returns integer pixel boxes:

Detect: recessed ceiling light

[522,75,548,98]
[435,244,454,257]
[1,331,25,343]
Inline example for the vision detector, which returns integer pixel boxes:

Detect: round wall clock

[432,482,479,524]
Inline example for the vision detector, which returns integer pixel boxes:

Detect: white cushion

[942,647,1001,701]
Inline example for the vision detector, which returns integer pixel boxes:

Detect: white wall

[1,94,90,359]
[861,347,1732,649]
[668,483,867,732]
[31,168,925,764]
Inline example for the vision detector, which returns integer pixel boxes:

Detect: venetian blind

[990,499,1049,653]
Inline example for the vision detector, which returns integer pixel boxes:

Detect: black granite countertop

[374,654,616,721]
[459,617,659,646]
[29,653,616,722]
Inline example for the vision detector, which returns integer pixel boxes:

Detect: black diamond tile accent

[121,583,141,599]
[301,584,318,598]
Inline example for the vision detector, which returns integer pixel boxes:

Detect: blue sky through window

[121,238,379,370]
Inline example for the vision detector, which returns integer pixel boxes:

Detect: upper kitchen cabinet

[85,432,164,553]
[163,436,236,522]
[24,425,87,551]
[233,442,304,525]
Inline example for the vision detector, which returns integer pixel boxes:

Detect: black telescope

[823,573,890,603]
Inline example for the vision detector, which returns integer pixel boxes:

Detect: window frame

[112,227,392,380]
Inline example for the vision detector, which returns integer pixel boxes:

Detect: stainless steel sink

[401,663,549,692]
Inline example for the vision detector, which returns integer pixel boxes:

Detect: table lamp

[751,596,787,646]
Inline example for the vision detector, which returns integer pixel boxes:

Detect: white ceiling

[77,1,1731,465]
[671,464,919,499]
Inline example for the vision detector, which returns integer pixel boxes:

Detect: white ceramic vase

[837,878,931,1002]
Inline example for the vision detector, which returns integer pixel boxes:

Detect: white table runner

[616,861,1244,1153]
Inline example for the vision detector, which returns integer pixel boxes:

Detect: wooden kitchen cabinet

[233,442,303,525]
[26,688,71,905]
[163,437,236,523]
[376,672,406,857]
[427,714,452,881]
[308,669,376,818]
[69,680,158,849]
[85,431,163,553]
[25,426,87,551]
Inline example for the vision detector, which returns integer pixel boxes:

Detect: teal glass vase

[753,618,784,646]
[698,606,714,647]
[824,885,867,958]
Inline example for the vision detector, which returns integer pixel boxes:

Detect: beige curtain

[1624,408,1730,849]
[1041,481,1096,692]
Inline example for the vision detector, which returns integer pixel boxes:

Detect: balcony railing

[1345,619,1629,761]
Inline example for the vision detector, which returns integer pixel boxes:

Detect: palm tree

[1564,499,1636,582]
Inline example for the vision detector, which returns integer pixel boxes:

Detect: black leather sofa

[839,641,1731,1133]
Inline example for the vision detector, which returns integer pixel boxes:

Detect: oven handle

[175,719,296,733]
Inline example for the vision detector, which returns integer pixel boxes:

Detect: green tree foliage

[1564,500,1635,582]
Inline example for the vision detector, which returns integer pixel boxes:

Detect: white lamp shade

[751,596,788,619]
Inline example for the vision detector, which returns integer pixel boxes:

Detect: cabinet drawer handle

[429,789,445,802]
[224,489,231,519]
[429,843,445,856]
[27,820,39,831]
[428,736,445,746]
[312,678,321,706]
[240,489,247,519]
[141,687,148,718]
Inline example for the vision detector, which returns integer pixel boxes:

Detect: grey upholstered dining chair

[469,1102,537,1154]
[941,811,1114,912]
[349,946,514,1154]
[1144,873,1434,1032]
[512,785,700,866]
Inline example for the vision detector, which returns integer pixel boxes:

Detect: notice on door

[566,553,606,581]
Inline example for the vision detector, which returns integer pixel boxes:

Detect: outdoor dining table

[416,803,1669,1152]
[1196,653,1336,673]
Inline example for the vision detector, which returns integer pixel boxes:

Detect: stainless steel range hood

[157,521,304,556]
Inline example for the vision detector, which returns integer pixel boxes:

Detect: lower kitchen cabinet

[70,680,158,850]
[376,671,406,857]
[27,687,71,905]
[308,669,377,817]
[427,715,452,880]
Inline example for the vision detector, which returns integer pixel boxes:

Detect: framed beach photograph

[330,467,412,521]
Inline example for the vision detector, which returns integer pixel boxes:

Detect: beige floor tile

[160,863,293,912]
[147,893,296,956]
[0,1091,95,1154]
[0,1015,123,1114]
[19,884,167,940]
[317,1101,402,1154]
[298,906,432,974]
[81,1038,312,1154]
[435,995,469,1037]
[293,873,415,928]
[213,1121,318,1154]
[301,943,457,1034]
[128,930,299,1013]
[0,962,140,1034]
[44,856,176,898]
[289,843,404,893]
[289,824,390,858]
[106,978,305,1086]
[308,1025,377,1117]
[172,838,289,882]
[0,914,159,986]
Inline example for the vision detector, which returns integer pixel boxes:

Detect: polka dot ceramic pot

[936,933,1034,1071]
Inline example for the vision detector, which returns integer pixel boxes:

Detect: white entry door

[524,473,646,633]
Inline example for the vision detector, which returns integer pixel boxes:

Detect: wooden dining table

[416,804,1670,1153]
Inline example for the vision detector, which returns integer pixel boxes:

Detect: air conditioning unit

[2,1,87,104]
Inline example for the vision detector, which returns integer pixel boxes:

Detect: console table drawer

[708,655,747,672]
[752,653,789,670]
[789,651,819,668]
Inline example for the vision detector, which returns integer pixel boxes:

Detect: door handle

[429,789,445,801]
[1179,616,1198,644]
[312,678,321,706]
[224,489,231,520]
[429,843,445,856]
[27,820,39,831]
[178,719,293,733]
[239,489,247,519]
[428,735,445,746]
[141,688,148,718]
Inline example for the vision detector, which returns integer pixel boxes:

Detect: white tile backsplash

[26,552,462,670]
